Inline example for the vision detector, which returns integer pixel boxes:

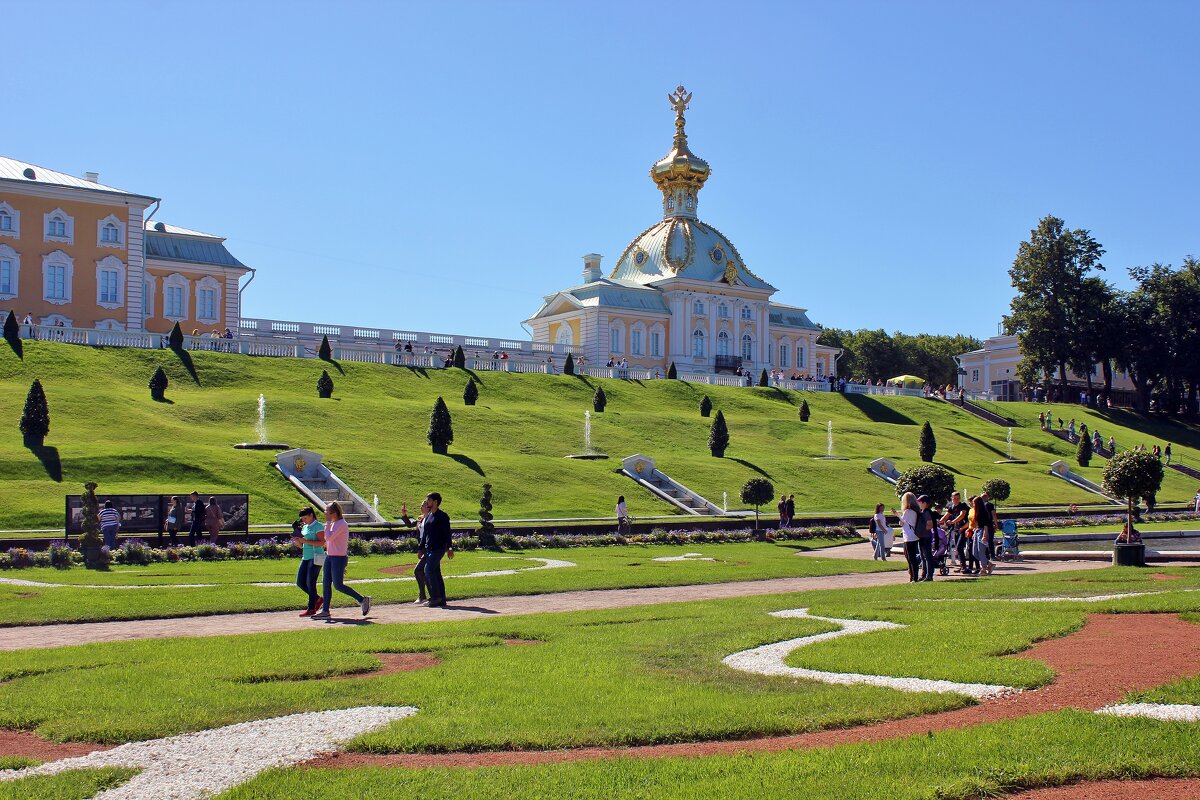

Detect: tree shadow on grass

[449,453,485,476]
[844,393,916,425]
[4,335,22,360]
[171,347,201,385]
[152,397,176,405]
[949,428,1009,460]
[463,368,485,385]
[397,366,430,378]
[26,442,63,482]
[320,356,345,376]
[933,460,971,477]
[729,457,772,479]
[571,374,594,389]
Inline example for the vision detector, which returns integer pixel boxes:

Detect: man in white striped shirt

[99,500,121,549]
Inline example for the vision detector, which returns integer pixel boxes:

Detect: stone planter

[1112,543,1146,567]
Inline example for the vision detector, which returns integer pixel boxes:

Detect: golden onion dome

[650,86,710,219]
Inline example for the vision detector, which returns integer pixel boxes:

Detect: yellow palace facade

[527,88,839,378]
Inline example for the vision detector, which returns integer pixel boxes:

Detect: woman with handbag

[291,506,326,617]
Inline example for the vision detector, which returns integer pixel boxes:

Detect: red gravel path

[312,612,1200,769]
[1008,778,1200,799]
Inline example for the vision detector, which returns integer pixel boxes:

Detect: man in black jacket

[188,491,206,547]
[421,492,454,607]
[400,499,432,604]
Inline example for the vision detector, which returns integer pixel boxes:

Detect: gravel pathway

[1097,703,1200,722]
[0,706,416,799]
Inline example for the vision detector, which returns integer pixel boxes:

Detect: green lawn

[0,540,894,625]
[5,342,1200,531]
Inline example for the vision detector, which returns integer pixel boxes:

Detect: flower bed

[0,525,859,570]
[1012,510,1200,530]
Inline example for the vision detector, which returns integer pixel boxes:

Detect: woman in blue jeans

[290,507,325,617]
[312,502,371,619]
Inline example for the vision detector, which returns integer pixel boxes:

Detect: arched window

[42,250,74,304]
[143,275,156,319]
[718,303,729,318]
[0,202,18,238]
[691,328,705,358]
[798,345,806,370]
[741,306,753,320]
[97,214,125,247]
[95,255,125,308]
[609,320,625,354]
[163,273,190,320]
[555,325,574,347]
[196,276,221,322]
[779,342,789,369]
[741,333,754,362]
[693,299,704,315]
[630,322,645,356]
[649,323,665,357]
[44,208,73,243]
[717,330,730,356]
[0,244,20,299]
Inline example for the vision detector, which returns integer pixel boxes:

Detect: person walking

[400,499,433,604]
[915,495,936,581]
[291,507,325,617]
[312,501,371,619]
[1165,444,1173,465]
[895,492,921,582]
[99,500,121,549]
[187,491,205,546]
[868,502,892,560]
[940,491,969,573]
[204,496,224,544]
[969,495,994,576]
[163,496,182,546]
[777,495,788,529]
[785,495,796,528]
[616,496,631,535]
[421,492,454,608]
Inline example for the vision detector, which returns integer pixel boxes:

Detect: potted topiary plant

[1102,450,1164,567]
[740,477,775,535]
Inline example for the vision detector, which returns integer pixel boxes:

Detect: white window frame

[649,324,664,358]
[741,305,752,320]
[43,208,74,244]
[143,275,156,319]
[971,368,980,383]
[42,250,74,304]
[717,329,730,356]
[692,299,704,315]
[779,342,789,369]
[97,214,125,249]
[817,361,825,378]
[741,333,754,361]
[691,328,705,358]
[718,302,729,318]
[609,320,625,354]
[554,324,573,347]
[163,273,190,321]
[630,323,645,356]
[196,275,221,324]
[798,345,806,369]
[95,255,125,309]
[0,244,19,299]
[0,202,19,239]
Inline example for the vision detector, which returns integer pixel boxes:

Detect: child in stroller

[932,514,952,576]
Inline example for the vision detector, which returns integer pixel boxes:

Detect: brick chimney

[582,253,603,283]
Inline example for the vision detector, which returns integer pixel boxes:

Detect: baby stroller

[932,522,951,576]
[997,520,1020,561]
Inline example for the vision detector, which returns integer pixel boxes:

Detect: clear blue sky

[8,1,1198,341]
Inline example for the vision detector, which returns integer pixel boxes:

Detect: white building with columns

[527,87,839,378]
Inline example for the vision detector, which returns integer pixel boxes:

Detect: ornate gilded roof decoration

[721,261,740,285]
[651,85,710,220]
[709,246,725,264]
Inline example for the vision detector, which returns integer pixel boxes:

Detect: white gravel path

[0,705,417,799]
[651,552,715,562]
[722,608,1019,700]
[0,557,574,591]
[1096,703,1200,722]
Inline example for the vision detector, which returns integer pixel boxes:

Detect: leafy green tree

[19,379,50,446]
[592,386,607,412]
[463,377,478,406]
[168,322,184,351]
[740,477,775,531]
[708,410,729,457]
[427,396,454,455]
[699,395,712,418]
[798,399,810,422]
[318,335,332,361]
[918,421,936,463]
[1076,423,1092,467]
[317,370,334,399]
[149,367,169,401]
[452,345,466,369]
[563,352,575,376]
[895,464,955,507]
[478,483,496,546]
[980,478,1011,503]
[667,362,678,380]
[1005,215,1105,399]
[1103,450,1165,537]
[758,368,769,387]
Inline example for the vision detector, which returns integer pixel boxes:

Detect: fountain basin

[993,458,1028,464]
[812,456,849,460]
[234,443,290,450]
[565,453,610,460]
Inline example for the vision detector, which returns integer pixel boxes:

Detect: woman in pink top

[311,502,371,619]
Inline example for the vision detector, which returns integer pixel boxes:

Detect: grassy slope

[2,341,1199,529]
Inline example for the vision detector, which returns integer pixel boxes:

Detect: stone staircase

[309,483,374,524]
[941,396,1014,427]
[1046,428,1113,459]
[274,448,385,524]
[620,453,725,516]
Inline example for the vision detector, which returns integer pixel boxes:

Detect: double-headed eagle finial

[668,85,692,146]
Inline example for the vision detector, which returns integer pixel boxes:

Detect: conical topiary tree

[709,409,729,457]
[759,368,769,387]
[799,399,810,422]
[19,379,50,446]
[593,386,607,412]
[464,377,478,406]
[317,369,334,399]
[699,395,712,418]
[149,367,169,401]
[919,421,936,463]
[478,483,496,546]
[168,321,184,350]
[452,345,466,369]
[427,396,454,455]
[1076,423,1092,467]
[563,352,575,376]
[79,481,103,557]
[667,361,678,380]
[318,335,332,361]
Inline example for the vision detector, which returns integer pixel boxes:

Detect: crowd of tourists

[868,490,1004,581]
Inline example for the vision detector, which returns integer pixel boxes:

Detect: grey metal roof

[144,220,221,239]
[0,155,157,200]
[567,278,669,312]
[769,305,818,329]
[145,230,247,269]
